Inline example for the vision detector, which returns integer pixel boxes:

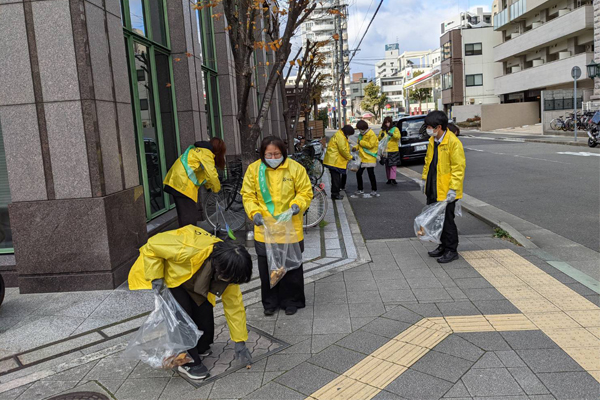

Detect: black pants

[441,200,458,253]
[341,174,347,190]
[257,255,305,310]
[329,169,346,196]
[170,286,214,366]
[356,167,377,191]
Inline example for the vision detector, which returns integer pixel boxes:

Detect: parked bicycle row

[549,110,597,132]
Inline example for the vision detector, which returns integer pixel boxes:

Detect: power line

[351,0,375,51]
[348,0,384,67]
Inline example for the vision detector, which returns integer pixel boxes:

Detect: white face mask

[265,157,283,168]
[426,128,436,137]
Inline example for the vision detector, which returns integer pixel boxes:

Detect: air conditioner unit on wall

[558,51,571,60]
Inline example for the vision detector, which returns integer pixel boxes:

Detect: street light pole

[338,0,347,125]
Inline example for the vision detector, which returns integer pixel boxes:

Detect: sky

[346,0,492,78]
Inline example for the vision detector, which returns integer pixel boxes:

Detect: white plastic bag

[263,210,303,288]
[347,152,361,172]
[122,288,203,369]
[378,135,390,159]
[414,201,448,244]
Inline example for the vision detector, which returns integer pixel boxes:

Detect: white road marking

[464,148,570,165]
[557,151,600,157]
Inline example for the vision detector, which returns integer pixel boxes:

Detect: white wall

[463,28,502,105]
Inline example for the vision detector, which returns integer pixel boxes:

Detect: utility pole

[333,4,341,130]
[337,0,347,125]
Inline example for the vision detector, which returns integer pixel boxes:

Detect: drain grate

[47,392,109,400]
[178,324,289,388]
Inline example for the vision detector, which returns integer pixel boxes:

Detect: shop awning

[404,68,441,89]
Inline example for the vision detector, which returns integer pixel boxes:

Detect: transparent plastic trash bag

[347,152,361,172]
[378,135,390,159]
[263,209,303,288]
[414,201,448,244]
[122,287,203,369]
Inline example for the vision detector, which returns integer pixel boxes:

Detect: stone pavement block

[380,289,417,303]
[242,381,305,400]
[315,280,347,294]
[495,350,526,368]
[434,335,485,362]
[500,331,559,350]
[0,384,32,400]
[114,377,170,400]
[41,360,98,382]
[371,389,405,399]
[83,378,126,395]
[446,268,483,280]
[457,332,512,351]
[516,349,584,373]
[278,338,312,355]
[313,291,347,304]
[402,268,437,279]
[446,287,469,300]
[326,249,343,258]
[345,279,379,292]
[370,254,397,265]
[374,279,410,291]
[472,352,504,369]
[19,332,105,365]
[344,270,374,282]
[129,360,174,379]
[335,330,389,355]
[274,319,313,336]
[311,333,346,354]
[381,305,423,324]
[84,354,138,380]
[347,290,383,304]
[275,362,339,396]
[248,320,276,335]
[443,380,470,398]
[455,278,494,289]
[262,371,285,385]
[208,372,264,399]
[367,242,392,255]
[398,302,443,317]
[412,288,453,302]
[314,303,349,319]
[462,368,525,397]
[276,306,314,320]
[158,378,213,400]
[350,317,377,331]
[461,288,505,301]
[265,353,311,372]
[406,277,444,289]
[508,367,550,395]
[360,317,411,339]
[538,371,600,400]
[436,301,480,316]
[566,282,598,297]
[12,380,78,400]
[348,302,386,318]
[312,318,352,334]
[473,300,520,315]
[372,270,406,282]
[385,368,453,399]
[411,349,474,383]
[307,344,365,374]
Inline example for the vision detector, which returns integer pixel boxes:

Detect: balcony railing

[510,0,527,21]
[493,8,509,30]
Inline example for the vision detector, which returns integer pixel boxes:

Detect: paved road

[405,134,600,251]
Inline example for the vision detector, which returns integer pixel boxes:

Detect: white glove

[446,189,457,202]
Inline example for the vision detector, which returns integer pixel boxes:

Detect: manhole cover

[47,393,109,400]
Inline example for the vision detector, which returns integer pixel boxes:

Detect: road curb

[469,130,590,147]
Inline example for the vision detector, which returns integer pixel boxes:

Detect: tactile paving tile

[344,357,407,389]
[311,375,379,400]
[544,328,600,349]
[566,310,600,327]
[444,315,495,332]
[485,313,537,331]
[510,297,562,313]
[562,347,600,371]
[526,312,581,330]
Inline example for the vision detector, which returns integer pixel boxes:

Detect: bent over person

[421,111,466,264]
[128,226,253,380]
[324,125,355,200]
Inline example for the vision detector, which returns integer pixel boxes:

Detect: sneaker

[370,191,381,198]
[178,363,210,380]
[350,190,364,198]
[331,194,344,200]
[199,349,212,358]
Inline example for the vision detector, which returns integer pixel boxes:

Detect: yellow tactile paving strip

[306,249,600,400]
[463,250,600,384]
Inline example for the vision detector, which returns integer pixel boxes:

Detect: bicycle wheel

[550,119,560,131]
[204,185,247,232]
[303,185,328,228]
[311,159,324,182]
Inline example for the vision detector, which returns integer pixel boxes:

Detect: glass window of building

[442,41,452,61]
[466,74,483,86]
[465,43,482,56]
[122,0,181,220]
[197,2,223,139]
[0,120,12,253]
[442,72,453,90]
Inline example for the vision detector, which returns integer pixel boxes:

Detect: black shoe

[264,308,276,316]
[178,363,210,380]
[391,180,398,185]
[386,180,392,185]
[438,251,459,264]
[428,245,445,258]
[285,306,297,315]
[331,194,344,200]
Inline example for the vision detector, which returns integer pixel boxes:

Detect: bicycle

[290,145,324,184]
[550,116,567,131]
[204,160,246,235]
[303,181,328,229]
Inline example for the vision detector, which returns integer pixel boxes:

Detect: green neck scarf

[181,145,206,186]
[258,162,276,217]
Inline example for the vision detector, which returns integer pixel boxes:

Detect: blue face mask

[265,157,283,168]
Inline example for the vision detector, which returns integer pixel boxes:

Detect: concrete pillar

[592,0,600,101]
[0,0,146,292]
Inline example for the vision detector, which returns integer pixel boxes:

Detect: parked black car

[394,115,429,164]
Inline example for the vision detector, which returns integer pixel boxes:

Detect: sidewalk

[464,129,591,147]
[1,181,600,399]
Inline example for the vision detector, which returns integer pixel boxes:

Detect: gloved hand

[291,204,300,215]
[234,341,253,365]
[446,189,457,202]
[253,213,264,226]
[152,279,165,294]
[420,180,426,194]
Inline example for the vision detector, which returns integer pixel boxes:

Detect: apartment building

[440,8,502,115]
[301,0,350,107]
[376,43,400,78]
[349,73,368,117]
[493,0,595,103]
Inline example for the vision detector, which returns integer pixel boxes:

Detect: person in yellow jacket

[378,117,402,185]
[128,225,253,380]
[241,136,313,316]
[351,120,380,198]
[421,111,466,264]
[163,137,226,227]
[323,125,355,200]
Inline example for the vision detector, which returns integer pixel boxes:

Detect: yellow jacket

[379,127,401,153]
[128,226,248,342]
[353,129,379,164]
[241,158,313,243]
[323,130,352,169]
[163,147,221,202]
[422,130,466,201]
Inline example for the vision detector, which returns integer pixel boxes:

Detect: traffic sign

[341,99,347,106]
[341,89,347,97]
[572,66,582,80]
